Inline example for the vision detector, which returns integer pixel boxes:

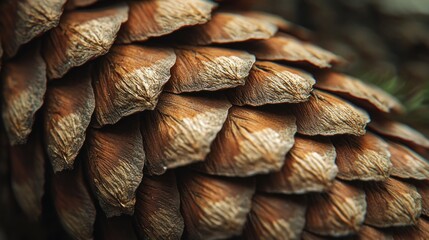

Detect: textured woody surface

[292,90,370,136]
[370,119,429,150]
[388,141,429,179]
[229,61,315,106]
[52,164,96,240]
[0,0,67,57]
[1,45,46,145]
[141,93,231,175]
[182,12,277,45]
[9,131,45,221]
[392,218,429,240]
[43,4,129,79]
[333,133,392,181]
[198,106,296,176]
[44,69,95,172]
[118,0,215,43]
[87,117,145,217]
[134,172,184,240]
[1,0,429,239]
[247,34,342,68]
[93,45,176,126]
[316,72,404,113]
[357,225,393,240]
[258,136,337,194]
[305,180,367,236]
[179,172,254,240]
[316,72,404,112]
[166,46,255,93]
[243,194,307,240]
[364,178,422,227]
[415,181,429,217]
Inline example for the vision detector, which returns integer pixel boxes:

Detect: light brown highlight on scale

[364,178,422,227]
[1,44,46,145]
[0,0,67,57]
[181,12,277,45]
[179,172,254,240]
[414,181,429,217]
[305,180,367,237]
[197,106,296,177]
[9,130,45,221]
[165,46,255,93]
[258,136,337,194]
[370,119,429,150]
[44,69,95,172]
[291,90,370,136]
[134,172,184,240]
[332,132,392,181]
[93,45,176,126]
[387,141,429,179]
[86,117,145,217]
[228,61,315,106]
[247,34,342,68]
[316,72,404,113]
[240,11,313,40]
[141,93,231,175]
[243,194,307,240]
[1,0,429,239]
[43,3,129,79]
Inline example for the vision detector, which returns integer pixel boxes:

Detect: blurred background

[252,0,429,135]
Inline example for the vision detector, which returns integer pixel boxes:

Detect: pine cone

[1,0,428,239]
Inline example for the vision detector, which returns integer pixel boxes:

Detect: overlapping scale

[1,1,428,240]
[1,44,46,145]
[44,68,95,172]
[0,0,67,57]
[43,3,129,79]
[117,0,216,43]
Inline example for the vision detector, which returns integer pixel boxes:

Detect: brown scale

[1,0,429,239]
[42,3,129,79]
[117,0,216,43]
[44,68,95,172]
[0,0,66,57]
[134,171,184,240]
[364,178,422,228]
[228,61,316,106]
[291,90,370,136]
[9,129,45,221]
[257,135,337,194]
[52,161,96,240]
[196,106,296,177]
[86,116,145,217]
[243,194,307,240]
[332,132,392,181]
[315,72,404,114]
[179,171,255,240]
[1,43,46,145]
[305,180,367,237]
[93,44,176,126]
[141,93,231,175]
[166,46,255,93]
